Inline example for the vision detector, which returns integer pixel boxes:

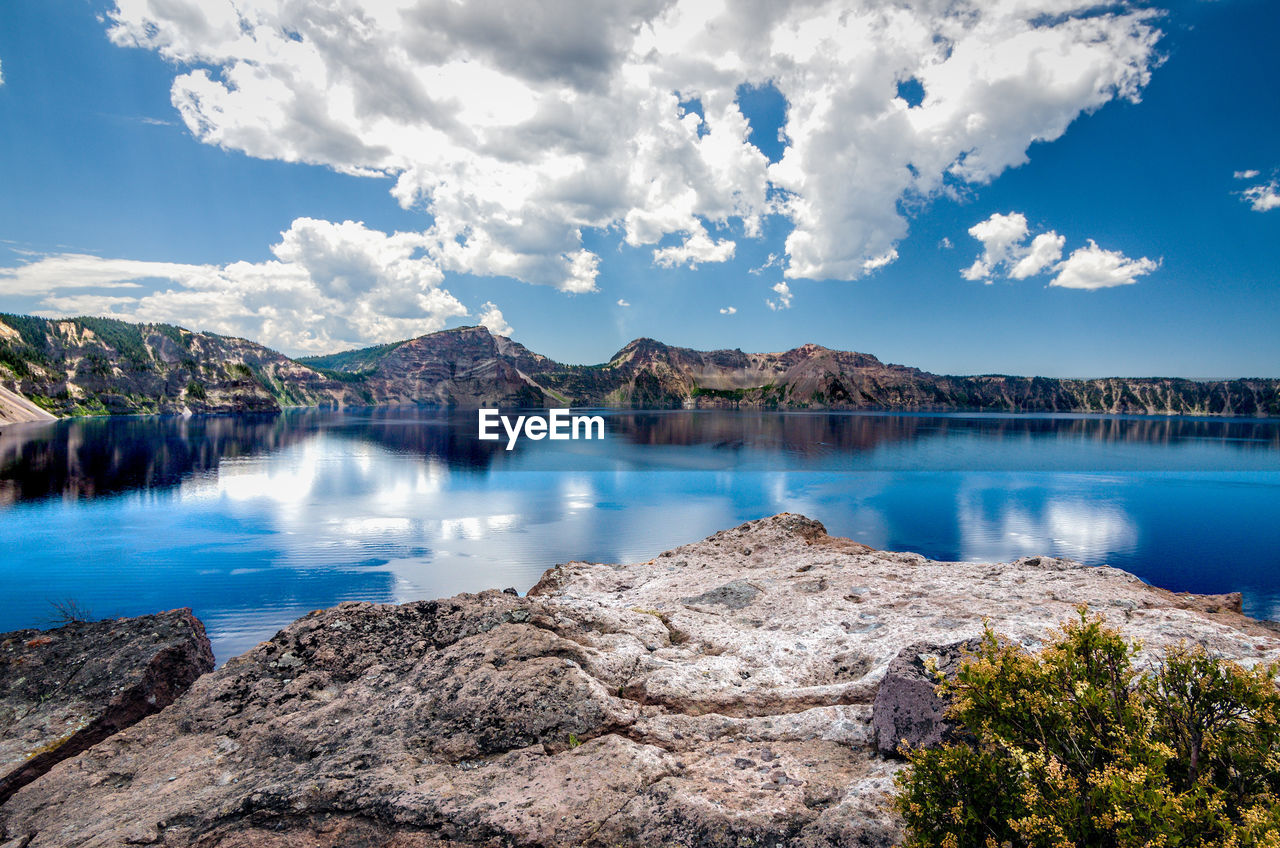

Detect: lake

[2,407,1278,662]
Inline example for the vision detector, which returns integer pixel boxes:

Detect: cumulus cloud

[962,212,1033,281]
[766,281,792,311]
[476,301,513,337]
[1240,178,1280,212]
[652,228,736,269]
[1232,169,1279,212]
[719,306,737,315]
[862,249,898,273]
[103,0,1163,286]
[1051,240,1158,290]
[0,218,468,353]
[962,211,1153,289]
[616,298,631,307]
[1010,232,1067,280]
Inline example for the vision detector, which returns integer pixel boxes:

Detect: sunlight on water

[1,409,1277,661]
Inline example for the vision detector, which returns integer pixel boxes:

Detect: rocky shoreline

[2,514,1277,846]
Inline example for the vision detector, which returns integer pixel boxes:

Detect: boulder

[872,640,980,757]
[0,609,213,804]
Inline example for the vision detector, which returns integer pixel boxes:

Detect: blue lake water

[2,408,1278,662]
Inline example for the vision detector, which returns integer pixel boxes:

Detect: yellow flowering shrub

[894,609,1280,848]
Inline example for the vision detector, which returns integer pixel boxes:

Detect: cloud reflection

[956,480,1138,565]
[1,411,1276,665]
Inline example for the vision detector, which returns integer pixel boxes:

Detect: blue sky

[0,0,1276,377]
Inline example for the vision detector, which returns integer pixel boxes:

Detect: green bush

[894,610,1280,848]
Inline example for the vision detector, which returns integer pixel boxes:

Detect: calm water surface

[2,408,1278,661]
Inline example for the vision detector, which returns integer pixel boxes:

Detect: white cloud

[862,249,898,272]
[104,0,1163,286]
[963,211,1153,289]
[1051,240,1159,290]
[0,58,5,86]
[652,228,736,269]
[1234,169,1261,180]
[0,218,468,353]
[1009,232,1066,280]
[962,212,1032,282]
[0,253,196,294]
[719,306,736,315]
[750,252,783,276]
[476,301,513,337]
[1241,178,1280,212]
[766,281,792,311]
[616,298,631,307]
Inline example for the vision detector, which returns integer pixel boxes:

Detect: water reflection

[0,409,1278,661]
[2,409,1279,505]
[955,479,1139,563]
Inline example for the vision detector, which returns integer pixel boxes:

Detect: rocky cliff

[540,337,1280,415]
[309,326,558,408]
[2,515,1276,846]
[0,314,374,419]
[4,313,1279,423]
[302,329,1280,416]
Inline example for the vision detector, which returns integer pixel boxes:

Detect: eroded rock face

[0,609,213,805]
[3,515,1277,847]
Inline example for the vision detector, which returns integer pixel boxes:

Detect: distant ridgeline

[1,313,1278,422]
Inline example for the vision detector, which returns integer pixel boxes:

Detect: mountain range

[1,313,1277,424]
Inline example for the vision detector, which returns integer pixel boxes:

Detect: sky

[0,0,1276,378]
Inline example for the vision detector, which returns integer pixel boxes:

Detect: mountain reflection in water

[1,408,1277,661]
[3,408,1278,504]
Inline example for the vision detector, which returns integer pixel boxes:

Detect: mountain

[306,331,1280,416]
[2,313,1278,424]
[0,314,366,417]
[301,325,556,407]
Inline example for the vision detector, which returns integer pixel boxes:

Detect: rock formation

[0,609,214,805]
[4,313,1278,422]
[0,386,54,427]
[0,314,369,421]
[2,515,1276,846]
[871,639,980,757]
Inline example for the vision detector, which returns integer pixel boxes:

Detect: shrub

[47,598,95,625]
[894,609,1280,848]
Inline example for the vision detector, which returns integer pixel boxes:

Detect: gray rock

[680,579,760,609]
[3,514,1276,847]
[0,609,213,804]
[872,639,981,758]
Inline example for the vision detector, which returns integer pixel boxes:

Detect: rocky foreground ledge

[3,515,1278,847]
[0,609,213,806]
